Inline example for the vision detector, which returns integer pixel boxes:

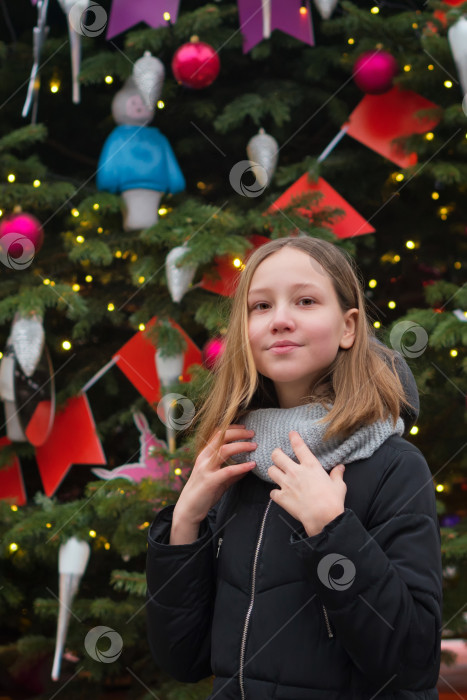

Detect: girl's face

[247,247,358,409]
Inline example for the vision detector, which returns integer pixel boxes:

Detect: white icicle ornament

[165,244,197,303]
[313,0,339,20]
[246,128,279,189]
[132,51,165,110]
[51,537,91,681]
[11,313,45,377]
[448,17,467,97]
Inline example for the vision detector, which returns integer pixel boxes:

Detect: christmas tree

[0,1,466,698]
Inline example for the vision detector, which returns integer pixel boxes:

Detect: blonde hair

[190,236,415,459]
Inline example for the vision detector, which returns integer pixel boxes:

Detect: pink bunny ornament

[92,412,188,489]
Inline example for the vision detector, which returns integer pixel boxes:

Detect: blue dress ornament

[97,75,185,231]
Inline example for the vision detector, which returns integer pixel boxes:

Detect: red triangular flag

[0,437,26,505]
[269,175,375,239]
[345,86,441,168]
[114,318,202,404]
[35,395,106,497]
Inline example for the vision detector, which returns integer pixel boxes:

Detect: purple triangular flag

[237,0,314,53]
[106,0,181,39]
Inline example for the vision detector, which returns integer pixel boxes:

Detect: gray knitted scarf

[232,403,404,484]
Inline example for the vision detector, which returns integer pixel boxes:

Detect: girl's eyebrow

[248,282,322,298]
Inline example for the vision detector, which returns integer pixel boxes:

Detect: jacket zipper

[238,499,272,700]
[322,604,333,638]
[216,537,223,558]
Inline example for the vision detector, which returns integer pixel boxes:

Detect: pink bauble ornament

[353,50,399,95]
[202,337,225,371]
[0,213,44,265]
[172,38,220,90]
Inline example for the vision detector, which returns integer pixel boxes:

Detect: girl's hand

[268,430,347,537]
[173,425,257,525]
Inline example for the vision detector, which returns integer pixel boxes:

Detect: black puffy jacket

[146,435,443,699]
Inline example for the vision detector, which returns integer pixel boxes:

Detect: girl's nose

[269,306,296,331]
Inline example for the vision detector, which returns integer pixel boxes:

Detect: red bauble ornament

[172,38,220,90]
[353,50,399,95]
[202,337,225,371]
[0,212,44,269]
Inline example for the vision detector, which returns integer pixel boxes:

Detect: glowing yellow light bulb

[158,207,168,216]
[11,505,18,512]
[72,283,80,292]
[33,179,41,187]
[410,426,419,435]
[104,542,110,550]
[9,543,18,552]
[76,235,84,243]
[174,467,182,475]
[370,6,379,13]
[50,79,60,93]
[62,340,72,350]
[425,132,434,141]
[368,279,377,288]
[71,208,80,217]
[85,274,93,282]
[373,321,381,329]
[93,203,99,210]
[115,250,122,258]
[393,255,400,262]
[444,80,452,88]
[454,261,461,269]
[105,75,113,84]
[405,240,415,249]
[348,37,355,45]
[138,276,145,284]
[431,192,439,200]
[412,22,418,28]
[89,530,97,538]
[197,181,206,190]
[403,64,411,72]
[436,484,444,492]
[233,258,242,268]
[157,100,165,109]
[299,4,307,15]
[388,300,396,309]
[439,207,448,215]
[97,227,103,233]
[7,173,15,182]
[427,64,434,71]
[46,522,52,528]
[0,209,3,216]
[394,173,404,182]
[163,11,171,20]
[108,303,115,311]
[139,323,146,331]
[43,278,51,285]
[450,349,458,357]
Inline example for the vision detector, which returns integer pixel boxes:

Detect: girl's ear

[339,308,358,349]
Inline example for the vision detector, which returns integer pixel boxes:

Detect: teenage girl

[146,236,442,700]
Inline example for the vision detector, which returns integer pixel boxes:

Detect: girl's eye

[249,298,315,312]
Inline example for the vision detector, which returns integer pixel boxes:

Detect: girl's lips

[269,345,301,354]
